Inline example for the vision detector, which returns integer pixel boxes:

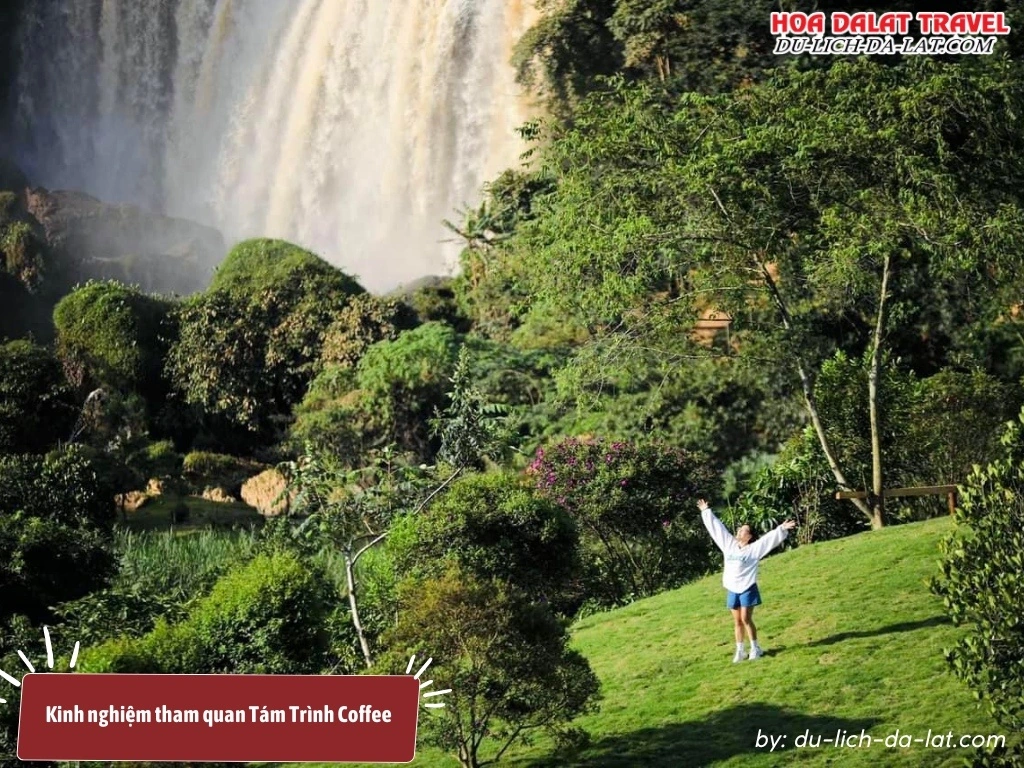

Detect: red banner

[18,673,420,763]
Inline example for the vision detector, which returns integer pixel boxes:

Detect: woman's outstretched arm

[698,499,735,553]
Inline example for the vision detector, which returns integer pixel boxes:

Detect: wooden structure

[835,485,959,515]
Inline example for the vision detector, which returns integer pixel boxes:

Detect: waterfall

[9,0,536,292]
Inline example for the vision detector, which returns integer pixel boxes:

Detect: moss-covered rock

[210,238,363,298]
[53,280,174,396]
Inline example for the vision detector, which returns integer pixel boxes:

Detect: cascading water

[9,0,536,292]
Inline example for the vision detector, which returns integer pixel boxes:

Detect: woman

[698,498,796,662]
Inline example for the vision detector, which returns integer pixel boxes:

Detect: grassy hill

[302,516,1004,768]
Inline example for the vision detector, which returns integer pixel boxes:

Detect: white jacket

[701,508,789,593]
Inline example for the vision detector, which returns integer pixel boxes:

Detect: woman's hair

[740,523,759,543]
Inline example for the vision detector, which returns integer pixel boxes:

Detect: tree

[281,348,516,667]
[389,471,581,614]
[931,407,1024,766]
[511,58,1024,529]
[380,567,601,768]
[354,322,463,460]
[166,239,364,445]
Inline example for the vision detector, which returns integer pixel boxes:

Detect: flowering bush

[528,437,717,607]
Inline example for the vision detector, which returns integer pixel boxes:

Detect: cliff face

[23,187,223,297]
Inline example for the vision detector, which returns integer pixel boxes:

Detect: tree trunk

[344,553,373,668]
[866,254,893,529]
[755,257,873,521]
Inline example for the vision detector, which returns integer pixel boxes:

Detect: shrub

[0,447,117,622]
[320,293,418,369]
[931,408,1024,766]
[0,339,77,455]
[208,238,363,298]
[354,322,462,459]
[528,437,717,606]
[390,471,580,613]
[734,428,867,545]
[1,220,45,291]
[80,551,335,674]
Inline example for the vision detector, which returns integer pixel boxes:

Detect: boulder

[23,187,224,296]
[240,468,293,516]
[201,486,238,504]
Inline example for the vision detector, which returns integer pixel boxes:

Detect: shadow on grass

[806,616,950,648]
[520,704,879,768]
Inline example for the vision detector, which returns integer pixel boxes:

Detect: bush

[931,408,1024,765]
[390,471,580,613]
[0,339,77,455]
[0,220,45,291]
[0,447,117,622]
[354,322,463,459]
[209,238,363,298]
[81,551,335,674]
[53,280,174,398]
[320,293,418,369]
[735,428,868,545]
[528,437,717,606]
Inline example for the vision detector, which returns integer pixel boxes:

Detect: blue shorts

[726,584,762,609]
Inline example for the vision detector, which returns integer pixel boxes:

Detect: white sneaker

[732,648,746,663]
[748,646,764,660]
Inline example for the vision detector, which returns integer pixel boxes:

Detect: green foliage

[430,347,517,469]
[355,322,462,459]
[380,566,601,768]
[735,428,867,545]
[141,440,183,480]
[528,437,716,606]
[932,409,1024,765]
[287,364,368,459]
[53,280,174,398]
[0,339,76,454]
[80,551,335,674]
[451,169,558,338]
[399,277,471,332]
[167,239,365,444]
[907,370,1020,485]
[0,219,45,291]
[0,447,117,622]
[390,471,580,613]
[320,292,418,369]
[512,0,622,116]
[54,527,260,647]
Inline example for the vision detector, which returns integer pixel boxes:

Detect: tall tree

[511,58,1024,528]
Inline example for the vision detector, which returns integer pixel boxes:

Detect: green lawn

[291,516,1005,767]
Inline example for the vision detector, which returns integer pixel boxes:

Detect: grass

[114,527,261,599]
[294,516,1004,768]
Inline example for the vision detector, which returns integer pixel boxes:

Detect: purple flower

[620,479,628,487]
